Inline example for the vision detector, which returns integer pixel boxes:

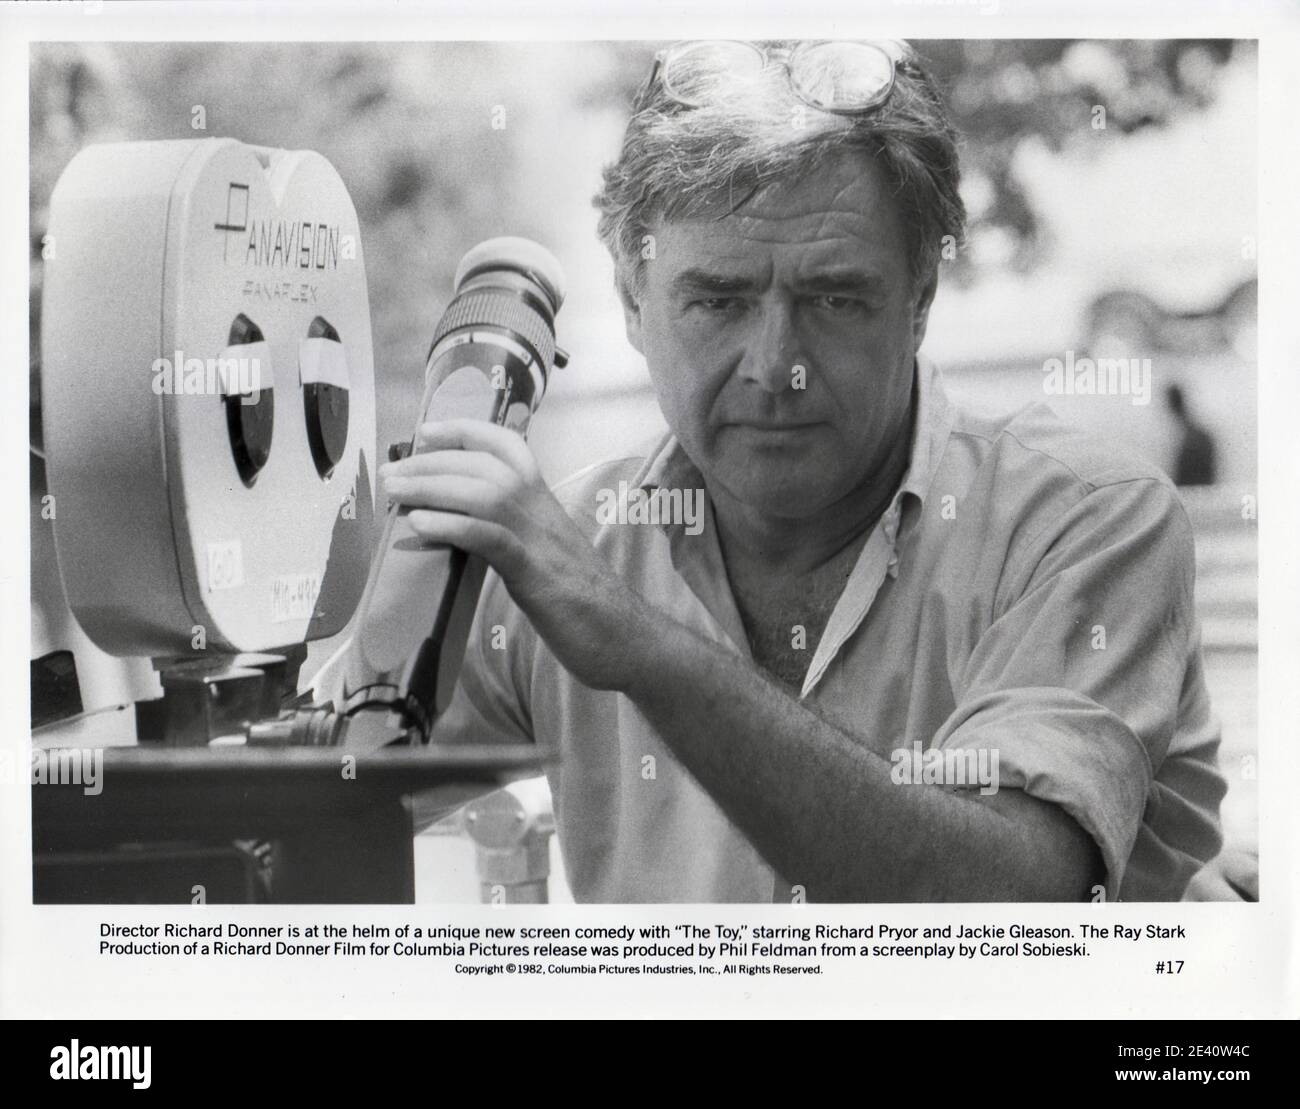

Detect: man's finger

[383,473,507,521]
[406,509,518,568]
[380,447,516,489]
[413,418,535,474]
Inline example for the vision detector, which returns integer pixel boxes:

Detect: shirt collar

[631,352,953,573]
[882,351,951,571]
[898,350,950,509]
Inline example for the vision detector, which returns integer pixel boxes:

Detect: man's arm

[620,604,1103,901]
[380,420,1191,902]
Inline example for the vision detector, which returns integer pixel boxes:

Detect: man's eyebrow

[668,266,891,296]
[669,268,762,295]
[797,269,889,294]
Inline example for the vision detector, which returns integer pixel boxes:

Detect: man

[1165,384,1220,487]
[379,40,1226,902]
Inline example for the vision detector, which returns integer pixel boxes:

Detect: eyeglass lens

[662,41,765,107]
[663,40,895,111]
[789,42,895,110]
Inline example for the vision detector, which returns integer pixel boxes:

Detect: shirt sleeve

[931,476,1225,901]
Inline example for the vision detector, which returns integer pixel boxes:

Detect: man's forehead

[646,149,906,267]
[647,207,907,288]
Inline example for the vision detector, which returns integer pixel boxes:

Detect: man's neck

[709,400,915,579]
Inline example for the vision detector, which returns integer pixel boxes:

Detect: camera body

[32,137,555,905]
[41,138,376,658]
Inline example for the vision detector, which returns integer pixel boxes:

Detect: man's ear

[911,268,939,351]
[617,271,645,355]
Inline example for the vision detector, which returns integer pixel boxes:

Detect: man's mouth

[727,419,824,433]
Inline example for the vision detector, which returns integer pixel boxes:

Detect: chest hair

[727,534,869,692]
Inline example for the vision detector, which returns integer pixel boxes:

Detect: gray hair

[593,40,966,303]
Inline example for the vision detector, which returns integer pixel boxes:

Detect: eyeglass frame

[647,39,912,116]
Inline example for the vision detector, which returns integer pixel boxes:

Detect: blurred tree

[924,39,1248,281]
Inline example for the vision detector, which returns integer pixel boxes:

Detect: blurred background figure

[1165,383,1219,486]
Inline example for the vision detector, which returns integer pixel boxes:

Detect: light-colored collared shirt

[433,354,1226,902]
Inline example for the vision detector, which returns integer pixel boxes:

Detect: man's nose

[736,298,803,394]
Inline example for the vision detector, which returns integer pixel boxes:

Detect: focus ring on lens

[431,289,555,371]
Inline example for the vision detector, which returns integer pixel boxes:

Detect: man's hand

[378,418,647,691]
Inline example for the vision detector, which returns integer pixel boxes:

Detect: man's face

[623,149,935,519]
